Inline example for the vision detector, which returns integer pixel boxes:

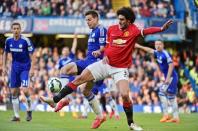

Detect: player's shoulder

[5,36,13,42]
[162,50,171,57]
[129,24,140,31]
[21,35,32,44]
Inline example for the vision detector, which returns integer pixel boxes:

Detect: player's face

[118,15,130,30]
[85,14,98,29]
[62,47,69,56]
[155,41,164,51]
[11,25,21,37]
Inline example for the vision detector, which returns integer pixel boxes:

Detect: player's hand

[29,68,34,78]
[102,56,109,64]
[135,43,141,48]
[161,19,173,31]
[92,50,101,58]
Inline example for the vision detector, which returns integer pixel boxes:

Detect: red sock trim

[67,82,77,90]
[123,101,132,108]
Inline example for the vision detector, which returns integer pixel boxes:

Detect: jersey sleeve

[4,38,10,52]
[163,50,172,64]
[25,37,34,54]
[98,26,107,46]
[69,52,75,59]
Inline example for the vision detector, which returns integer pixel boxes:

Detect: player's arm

[165,53,174,84]
[26,38,35,77]
[141,19,173,37]
[135,43,154,54]
[2,51,8,76]
[2,39,10,76]
[71,34,78,54]
[166,62,174,84]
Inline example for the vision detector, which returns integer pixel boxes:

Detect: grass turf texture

[0,111,198,131]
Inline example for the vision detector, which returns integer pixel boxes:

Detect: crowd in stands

[0,0,176,19]
[0,44,197,113]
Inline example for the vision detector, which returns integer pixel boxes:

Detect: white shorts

[87,60,129,84]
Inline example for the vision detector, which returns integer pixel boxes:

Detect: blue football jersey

[154,50,177,78]
[56,52,75,69]
[4,35,34,69]
[86,25,107,60]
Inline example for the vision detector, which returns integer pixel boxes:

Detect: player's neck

[14,35,20,40]
[93,24,99,29]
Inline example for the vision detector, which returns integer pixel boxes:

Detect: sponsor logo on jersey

[113,39,126,45]
[10,48,23,52]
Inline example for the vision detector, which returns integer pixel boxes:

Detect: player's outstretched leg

[54,98,70,112]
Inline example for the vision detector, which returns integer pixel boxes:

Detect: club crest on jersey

[19,44,23,48]
[113,39,126,45]
[157,56,162,63]
[10,44,13,47]
[124,31,129,37]
[91,33,95,37]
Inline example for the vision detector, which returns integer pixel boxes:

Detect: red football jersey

[104,24,141,68]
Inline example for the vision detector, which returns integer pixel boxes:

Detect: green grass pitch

[0,111,198,131]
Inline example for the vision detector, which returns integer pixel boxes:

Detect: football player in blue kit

[135,41,180,123]
[40,10,107,129]
[2,22,34,122]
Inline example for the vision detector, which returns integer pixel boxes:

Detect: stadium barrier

[0,17,185,41]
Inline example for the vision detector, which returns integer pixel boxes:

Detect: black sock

[123,104,134,126]
[53,85,73,103]
[100,95,107,113]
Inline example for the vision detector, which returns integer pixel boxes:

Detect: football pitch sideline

[0,111,198,131]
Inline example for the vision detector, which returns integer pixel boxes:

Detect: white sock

[12,96,20,118]
[109,97,119,116]
[159,94,169,116]
[82,98,89,117]
[168,97,179,119]
[88,95,103,118]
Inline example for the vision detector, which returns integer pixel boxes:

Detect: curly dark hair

[117,7,136,24]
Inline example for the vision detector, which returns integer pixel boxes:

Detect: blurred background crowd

[0,0,177,19]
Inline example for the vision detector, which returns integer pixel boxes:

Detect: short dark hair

[11,22,21,28]
[117,7,136,23]
[85,10,99,18]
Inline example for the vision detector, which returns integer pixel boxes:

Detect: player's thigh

[167,77,178,95]
[87,60,109,82]
[112,69,130,98]
[60,62,78,75]
[116,80,130,97]
[20,70,29,87]
[10,68,21,88]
